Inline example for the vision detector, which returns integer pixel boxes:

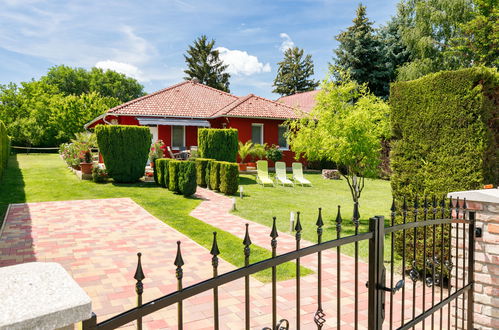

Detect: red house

[85,80,304,166]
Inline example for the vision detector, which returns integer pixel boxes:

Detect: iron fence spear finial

[243,224,251,330]
[174,241,184,328]
[335,205,342,234]
[210,233,220,330]
[134,252,145,330]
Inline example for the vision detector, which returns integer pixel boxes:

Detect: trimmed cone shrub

[205,160,212,189]
[198,128,238,162]
[209,161,220,191]
[0,120,10,181]
[219,161,239,195]
[153,162,159,185]
[168,160,182,193]
[195,158,212,187]
[155,158,170,188]
[390,67,499,277]
[178,161,197,196]
[95,125,151,183]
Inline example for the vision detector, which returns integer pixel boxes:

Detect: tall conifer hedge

[390,67,498,200]
[0,120,11,180]
[198,128,238,162]
[390,67,498,275]
[95,125,151,183]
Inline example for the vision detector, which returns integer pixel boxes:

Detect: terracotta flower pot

[80,162,93,175]
[238,163,247,171]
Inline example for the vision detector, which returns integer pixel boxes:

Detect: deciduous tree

[286,70,390,208]
[41,65,145,103]
[395,0,473,80]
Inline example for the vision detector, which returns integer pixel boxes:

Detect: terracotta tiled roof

[214,94,300,119]
[276,90,320,113]
[103,80,301,120]
[107,81,239,118]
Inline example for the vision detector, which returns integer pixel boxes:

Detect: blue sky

[0,0,399,99]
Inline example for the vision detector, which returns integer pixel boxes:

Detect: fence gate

[82,197,476,329]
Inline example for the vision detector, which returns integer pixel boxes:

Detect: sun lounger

[292,162,312,186]
[256,160,274,186]
[275,161,294,186]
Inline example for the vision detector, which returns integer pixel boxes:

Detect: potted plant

[79,150,93,174]
[266,144,283,163]
[149,140,166,167]
[238,140,253,171]
[249,143,267,167]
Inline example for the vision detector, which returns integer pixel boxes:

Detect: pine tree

[333,4,389,97]
[273,47,319,96]
[184,35,231,92]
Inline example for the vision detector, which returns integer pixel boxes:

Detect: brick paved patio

[0,194,448,329]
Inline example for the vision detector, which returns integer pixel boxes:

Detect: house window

[278,125,288,149]
[172,126,185,149]
[251,124,263,145]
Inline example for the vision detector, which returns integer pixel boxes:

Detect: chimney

[191,77,199,84]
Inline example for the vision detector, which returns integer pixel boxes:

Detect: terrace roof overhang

[136,117,211,127]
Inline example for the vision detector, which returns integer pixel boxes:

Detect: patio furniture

[292,162,312,186]
[167,146,188,160]
[275,161,294,186]
[256,160,274,186]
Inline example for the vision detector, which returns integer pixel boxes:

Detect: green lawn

[0,153,311,282]
[235,173,394,261]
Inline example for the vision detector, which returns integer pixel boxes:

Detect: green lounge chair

[292,162,312,186]
[256,160,274,186]
[275,161,294,186]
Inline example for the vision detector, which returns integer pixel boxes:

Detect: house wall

[213,117,297,167]
[91,115,301,166]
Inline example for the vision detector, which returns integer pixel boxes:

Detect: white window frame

[251,123,264,145]
[278,124,289,150]
[149,125,159,144]
[171,125,186,150]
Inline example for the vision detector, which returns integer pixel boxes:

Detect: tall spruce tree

[333,4,389,97]
[184,35,231,92]
[273,47,319,96]
[378,16,412,93]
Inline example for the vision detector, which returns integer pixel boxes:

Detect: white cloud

[95,60,145,81]
[279,33,295,53]
[216,47,271,76]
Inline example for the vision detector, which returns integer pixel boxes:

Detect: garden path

[190,187,449,329]
[0,194,446,329]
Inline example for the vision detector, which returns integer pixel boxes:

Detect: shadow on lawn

[0,155,26,221]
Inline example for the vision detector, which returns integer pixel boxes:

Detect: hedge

[0,120,11,181]
[219,161,239,195]
[95,125,151,183]
[178,161,197,196]
[195,158,212,187]
[168,160,182,193]
[209,161,221,191]
[390,67,498,275]
[198,128,238,162]
[155,158,171,188]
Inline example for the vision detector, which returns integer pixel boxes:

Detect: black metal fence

[82,197,476,329]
